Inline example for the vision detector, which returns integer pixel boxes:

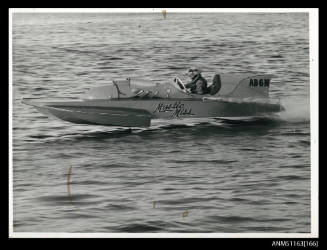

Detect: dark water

[12,13,310,233]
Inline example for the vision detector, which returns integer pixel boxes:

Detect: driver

[185,68,208,95]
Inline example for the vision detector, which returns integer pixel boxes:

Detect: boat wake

[277,97,310,123]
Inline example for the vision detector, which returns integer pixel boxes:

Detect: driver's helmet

[187,68,201,77]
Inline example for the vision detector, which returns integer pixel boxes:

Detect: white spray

[277,96,310,123]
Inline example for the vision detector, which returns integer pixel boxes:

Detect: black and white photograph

[9,8,318,238]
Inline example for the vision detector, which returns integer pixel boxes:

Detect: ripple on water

[38,194,100,205]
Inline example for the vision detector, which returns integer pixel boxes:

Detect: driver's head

[187,68,201,78]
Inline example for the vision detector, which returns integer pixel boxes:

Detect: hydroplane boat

[22,74,284,127]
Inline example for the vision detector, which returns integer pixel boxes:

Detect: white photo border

[8,8,319,238]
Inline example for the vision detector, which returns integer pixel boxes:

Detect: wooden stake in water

[162,10,166,19]
[182,210,189,217]
[66,166,80,211]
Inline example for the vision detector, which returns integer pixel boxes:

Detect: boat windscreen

[130,79,159,88]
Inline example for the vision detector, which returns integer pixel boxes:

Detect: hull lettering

[249,79,270,87]
[153,102,195,118]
